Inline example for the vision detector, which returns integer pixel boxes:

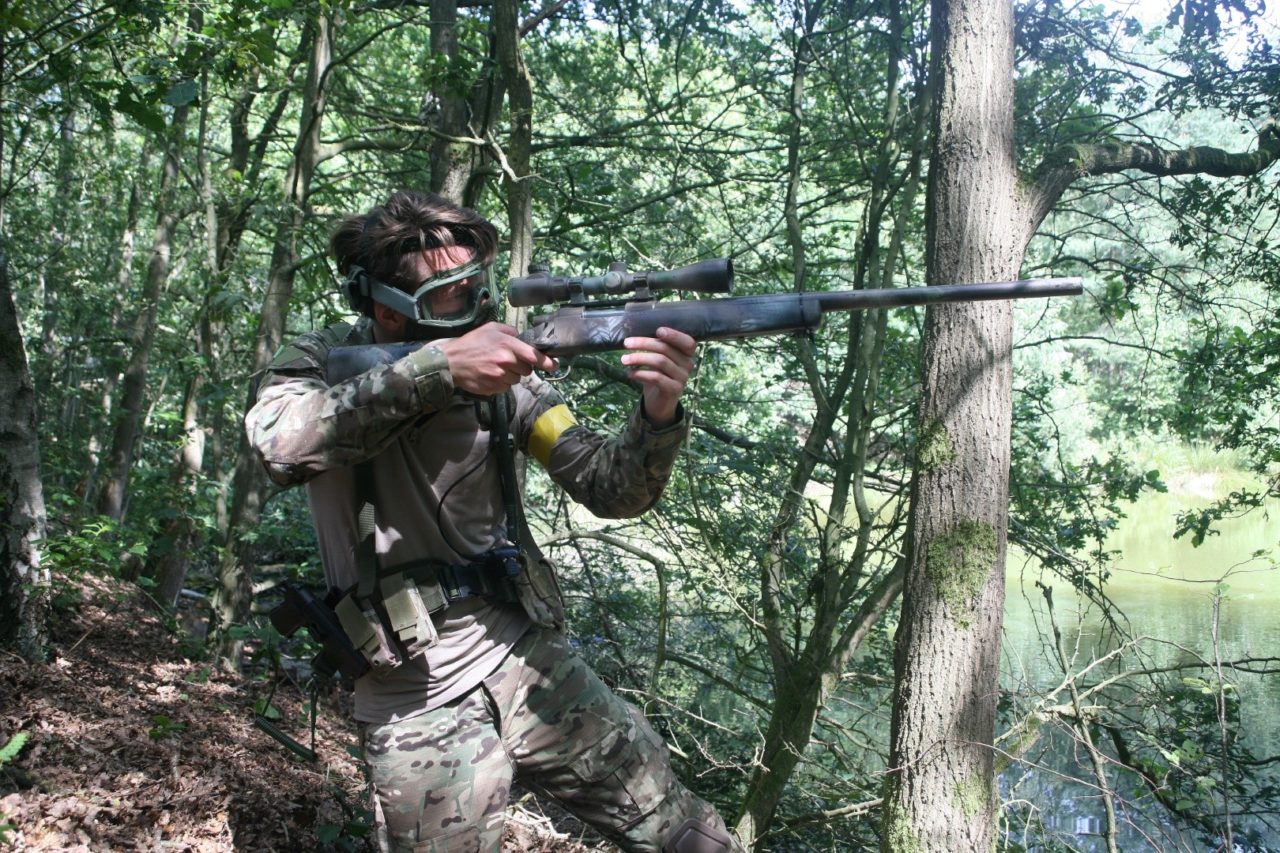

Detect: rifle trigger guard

[537,358,573,382]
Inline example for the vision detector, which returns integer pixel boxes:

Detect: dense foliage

[2,0,1276,849]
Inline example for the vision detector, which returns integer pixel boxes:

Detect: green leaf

[116,93,166,134]
[254,700,282,720]
[0,732,29,766]
[163,79,199,106]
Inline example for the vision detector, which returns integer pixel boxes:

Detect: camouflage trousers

[361,627,737,852]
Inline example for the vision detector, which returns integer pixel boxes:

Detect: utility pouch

[334,595,401,673]
[379,571,439,655]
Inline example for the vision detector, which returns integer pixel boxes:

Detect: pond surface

[1003,477,1280,850]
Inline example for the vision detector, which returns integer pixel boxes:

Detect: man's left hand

[621,327,697,428]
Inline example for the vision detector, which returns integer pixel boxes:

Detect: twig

[1039,582,1119,853]
[1210,591,1234,851]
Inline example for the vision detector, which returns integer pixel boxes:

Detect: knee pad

[662,817,739,853]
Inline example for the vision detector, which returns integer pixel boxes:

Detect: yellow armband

[528,404,577,468]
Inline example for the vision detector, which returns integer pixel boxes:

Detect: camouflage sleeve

[246,326,455,486]
[514,376,688,519]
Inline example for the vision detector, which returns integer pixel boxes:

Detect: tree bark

[94,100,189,521]
[494,0,533,289]
[0,245,50,661]
[211,13,334,663]
[427,0,508,207]
[881,0,1023,848]
[94,9,205,521]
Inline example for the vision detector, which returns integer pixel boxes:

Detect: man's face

[411,245,481,319]
[368,244,492,343]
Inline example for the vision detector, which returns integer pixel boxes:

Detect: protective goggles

[362,260,493,330]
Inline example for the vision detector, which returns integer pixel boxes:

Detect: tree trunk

[145,69,246,609]
[734,563,906,848]
[211,13,334,662]
[94,101,189,522]
[494,0,533,291]
[40,107,78,385]
[0,245,50,662]
[428,0,505,207]
[881,0,1025,848]
[429,0,471,204]
[74,147,147,506]
[732,4,925,845]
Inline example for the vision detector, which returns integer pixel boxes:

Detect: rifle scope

[507,258,733,308]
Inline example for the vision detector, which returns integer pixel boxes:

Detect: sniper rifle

[325,259,1083,384]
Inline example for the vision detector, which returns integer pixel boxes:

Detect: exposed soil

[0,573,609,851]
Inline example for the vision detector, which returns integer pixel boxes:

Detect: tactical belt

[339,393,528,674]
[333,548,525,673]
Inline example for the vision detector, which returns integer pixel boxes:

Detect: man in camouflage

[246,190,741,852]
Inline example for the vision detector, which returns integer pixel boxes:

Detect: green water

[1003,473,1280,850]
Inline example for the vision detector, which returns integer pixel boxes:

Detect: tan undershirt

[306,398,532,723]
[354,598,530,723]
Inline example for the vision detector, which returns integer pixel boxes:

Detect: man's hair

[330,190,498,308]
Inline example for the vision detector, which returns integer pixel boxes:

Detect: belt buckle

[440,564,466,601]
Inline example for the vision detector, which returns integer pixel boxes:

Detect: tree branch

[1027,121,1280,232]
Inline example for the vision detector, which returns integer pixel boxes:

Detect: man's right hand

[436,323,558,397]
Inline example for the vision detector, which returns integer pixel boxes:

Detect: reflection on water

[1002,483,1280,851]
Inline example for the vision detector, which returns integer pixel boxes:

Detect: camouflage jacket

[245,318,689,631]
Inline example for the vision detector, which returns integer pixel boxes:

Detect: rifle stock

[325,276,1083,385]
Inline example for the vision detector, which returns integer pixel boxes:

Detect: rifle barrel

[326,275,1086,382]
[813,277,1083,313]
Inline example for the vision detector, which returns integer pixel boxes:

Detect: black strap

[491,393,523,548]
[437,550,522,601]
[378,551,522,605]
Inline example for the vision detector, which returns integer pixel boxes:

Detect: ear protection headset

[341,264,377,315]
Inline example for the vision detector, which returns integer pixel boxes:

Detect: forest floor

[0,572,610,851]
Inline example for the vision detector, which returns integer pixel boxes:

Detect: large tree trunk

[880,0,1024,848]
[428,0,506,207]
[211,13,334,662]
[0,245,50,662]
[494,0,533,289]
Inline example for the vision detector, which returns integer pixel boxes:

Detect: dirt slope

[0,574,605,851]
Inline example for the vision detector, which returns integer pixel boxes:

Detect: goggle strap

[368,279,422,321]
